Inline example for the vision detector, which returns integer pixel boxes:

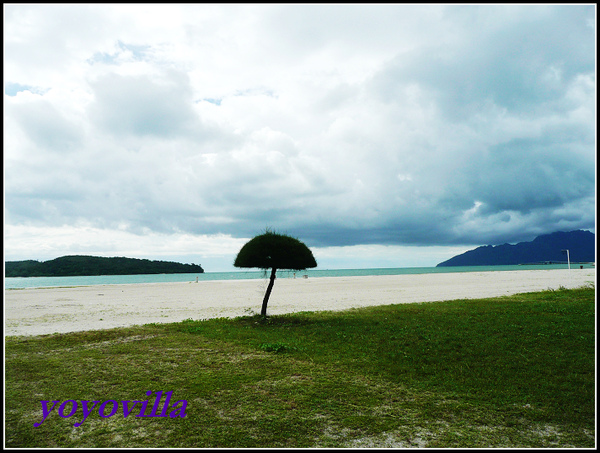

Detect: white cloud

[88,70,200,138]
[4,4,596,269]
[3,223,247,269]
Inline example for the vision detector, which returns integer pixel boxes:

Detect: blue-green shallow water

[4,263,592,289]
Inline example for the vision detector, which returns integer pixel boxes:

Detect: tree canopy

[234,231,317,271]
[5,255,204,277]
[234,231,317,316]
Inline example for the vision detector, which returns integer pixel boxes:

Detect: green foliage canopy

[233,231,317,271]
[5,255,204,277]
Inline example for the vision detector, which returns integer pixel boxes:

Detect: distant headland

[437,230,595,267]
[5,255,205,277]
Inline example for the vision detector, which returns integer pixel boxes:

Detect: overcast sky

[4,4,596,271]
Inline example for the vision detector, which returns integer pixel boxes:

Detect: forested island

[5,255,204,277]
[437,230,595,267]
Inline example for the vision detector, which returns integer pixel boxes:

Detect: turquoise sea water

[4,263,592,289]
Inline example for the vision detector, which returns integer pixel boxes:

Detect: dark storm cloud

[373,5,595,118]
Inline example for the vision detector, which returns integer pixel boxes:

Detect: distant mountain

[5,255,204,277]
[437,230,595,267]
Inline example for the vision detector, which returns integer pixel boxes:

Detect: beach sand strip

[5,269,595,337]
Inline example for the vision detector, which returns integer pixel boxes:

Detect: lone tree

[234,230,317,317]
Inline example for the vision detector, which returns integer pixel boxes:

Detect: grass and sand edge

[5,286,596,448]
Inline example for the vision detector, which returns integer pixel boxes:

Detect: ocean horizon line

[4,263,593,290]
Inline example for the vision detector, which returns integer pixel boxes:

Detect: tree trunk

[261,267,277,317]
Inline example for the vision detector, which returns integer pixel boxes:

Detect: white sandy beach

[5,269,595,337]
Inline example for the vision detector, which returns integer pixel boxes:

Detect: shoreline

[5,263,595,290]
[5,269,595,337]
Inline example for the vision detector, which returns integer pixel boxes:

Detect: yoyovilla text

[34,391,187,427]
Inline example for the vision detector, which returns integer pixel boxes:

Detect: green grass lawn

[5,287,595,448]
